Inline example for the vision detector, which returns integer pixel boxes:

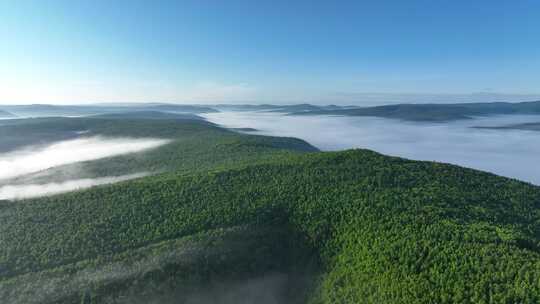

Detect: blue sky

[1,0,539,105]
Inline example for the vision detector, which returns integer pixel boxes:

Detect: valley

[1,108,540,303]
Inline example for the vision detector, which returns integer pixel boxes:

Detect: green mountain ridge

[1,115,316,184]
[2,116,540,303]
[290,100,540,122]
[89,111,207,121]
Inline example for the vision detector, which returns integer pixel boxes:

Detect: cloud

[0,173,147,200]
[204,112,540,185]
[0,136,170,180]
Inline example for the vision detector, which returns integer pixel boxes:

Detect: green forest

[1,115,540,303]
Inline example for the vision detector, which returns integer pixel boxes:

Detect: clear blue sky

[1,0,539,105]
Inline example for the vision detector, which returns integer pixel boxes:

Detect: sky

[1,0,539,105]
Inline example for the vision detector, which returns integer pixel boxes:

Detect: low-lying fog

[203,112,540,185]
[0,136,169,200]
[0,173,147,200]
[0,136,169,180]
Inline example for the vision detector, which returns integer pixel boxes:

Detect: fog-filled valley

[0,135,169,200]
[0,136,168,180]
[3,102,540,200]
[0,173,148,200]
[204,111,540,184]
[2,102,540,304]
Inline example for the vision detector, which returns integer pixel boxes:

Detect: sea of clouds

[203,112,540,185]
[0,173,148,200]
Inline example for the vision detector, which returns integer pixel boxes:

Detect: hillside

[0,110,15,118]
[1,118,540,303]
[1,115,316,184]
[291,101,540,122]
[89,111,206,121]
[212,103,358,113]
[143,104,218,113]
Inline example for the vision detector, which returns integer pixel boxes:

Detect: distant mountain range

[0,110,15,118]
[475,122,540,131]
[0,103,218,117]
[2,100,540,122]
[90,111,207,121]
[290,100,540,122]
[211,103,358,113]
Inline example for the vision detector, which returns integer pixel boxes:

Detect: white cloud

[0,137,170,180]
[0,173,147,200]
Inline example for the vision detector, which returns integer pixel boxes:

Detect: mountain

[211,103,296,112]
[4,101,540,121]
[212,103,359,113]
[89,111,206,121]
[2,116,540,303]
[142,104,218,113]
[0,115,316,184]
[291,100,540,122]
[0,104,219,117]
[474,122,540,131]
[0,110,15,118]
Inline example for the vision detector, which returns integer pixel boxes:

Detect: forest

[1,115,540,303]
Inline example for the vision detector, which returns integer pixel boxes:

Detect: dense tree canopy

[1,117,540,303]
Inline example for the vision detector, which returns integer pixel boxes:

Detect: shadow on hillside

[69,223,321,304]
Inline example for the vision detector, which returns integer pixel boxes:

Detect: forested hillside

[1,115,316,184]
[1,117,540,303]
